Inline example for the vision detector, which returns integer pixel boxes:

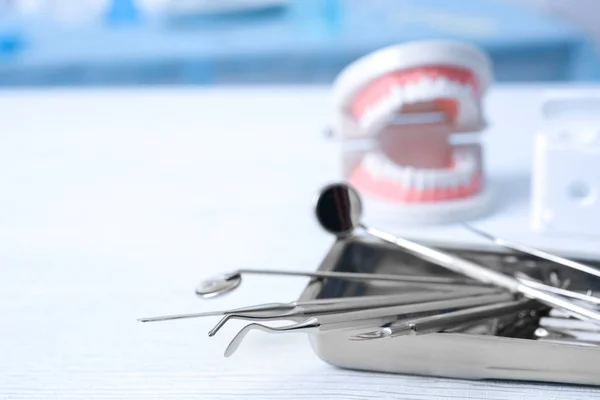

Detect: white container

[531,91,600,237]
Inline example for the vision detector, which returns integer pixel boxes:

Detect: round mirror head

[195,274,241,298]
[314,182,363,236]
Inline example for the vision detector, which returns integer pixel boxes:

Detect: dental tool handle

[365,226,520,290]
[232,268,478,285]
[297,289,503,315]
[464,224,600,279]
[364,225,600,326]
[392,299,534,337]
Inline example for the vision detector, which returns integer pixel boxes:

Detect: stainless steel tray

[298,235,600,386]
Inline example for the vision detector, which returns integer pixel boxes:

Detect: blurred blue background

[1,0,600,86]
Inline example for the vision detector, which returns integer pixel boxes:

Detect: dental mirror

[196,273,242,298]
[314,182,363,237]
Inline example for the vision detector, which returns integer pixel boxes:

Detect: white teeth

[357,75,480,134]
[363,152,384,178]
[401,167,413,188]
[360,107,377,130]
[402,82,418,103]
[360,94,395,132]
[413,171,425,191]
[362,150,479,195]
[381,94,398,116]
[381,159,396,179]
[434,170,446,188]
[389,87,404,108]
[410,80,427,102]
[458,171,471,187]
[423,170,436,189]
[430,77,450,95]
[446,173,460,191]
[431,171,441,189]
[441,171,453,189]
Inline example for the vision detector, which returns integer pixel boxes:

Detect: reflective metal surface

[195,273,242,298]
[314,183,362,237]
[221,292,514,356]
[299,235,600,386]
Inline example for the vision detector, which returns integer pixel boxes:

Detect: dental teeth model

[331,40,494,225]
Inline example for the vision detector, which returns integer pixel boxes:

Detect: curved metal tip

[208,315,230,337]
[224,323,258,357]
[208,309,298,337]
[462,223,497,242]
[223,319,321,357]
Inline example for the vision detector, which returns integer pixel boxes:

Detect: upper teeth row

[358,77,478,133]
[362,150,477,190]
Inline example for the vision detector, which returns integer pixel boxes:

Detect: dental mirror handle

[464,224,600,279]
[229,268,477,285]
[362,224,600,326]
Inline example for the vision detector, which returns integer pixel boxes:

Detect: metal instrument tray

[298,235,600,386]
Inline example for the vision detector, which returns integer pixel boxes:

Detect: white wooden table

[2,85,600,399]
